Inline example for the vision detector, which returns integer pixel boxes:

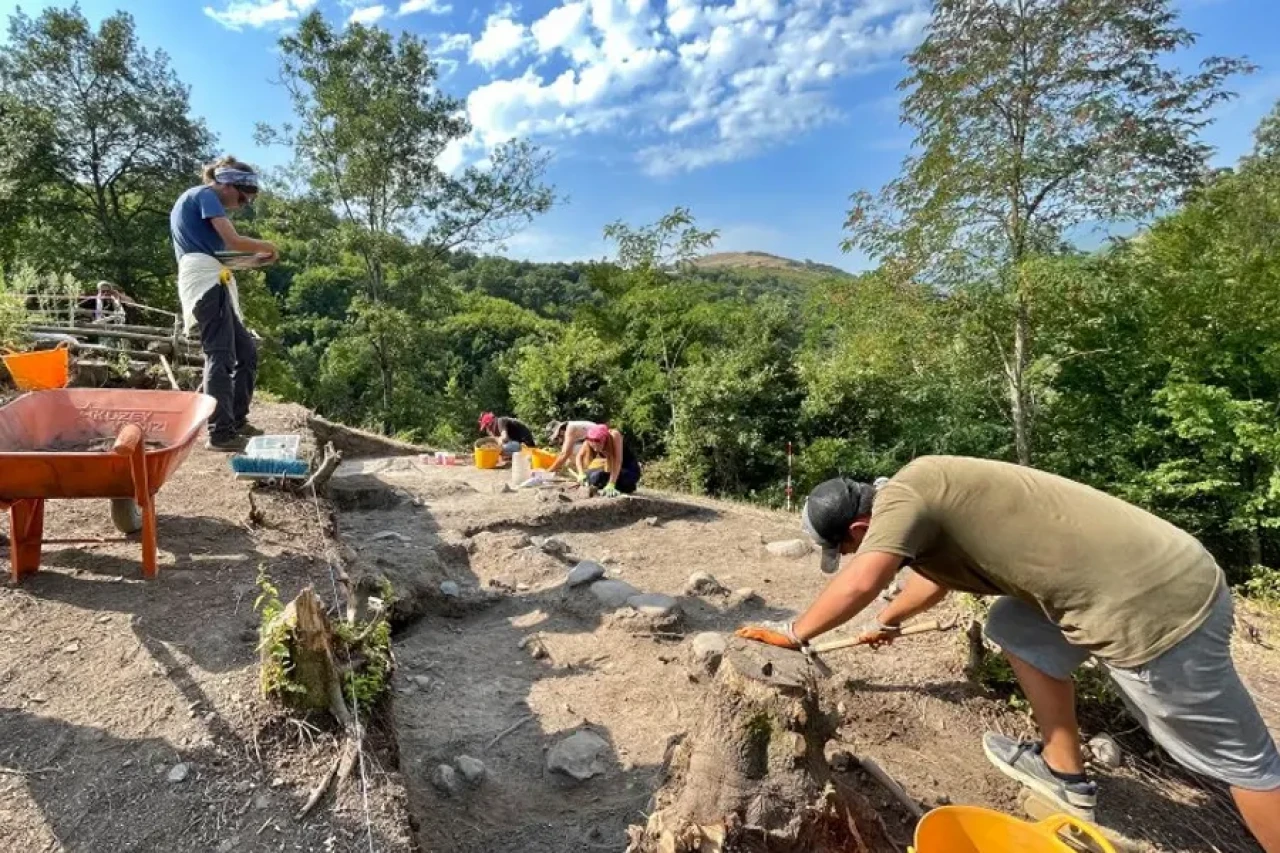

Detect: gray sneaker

[982,732,1098,816]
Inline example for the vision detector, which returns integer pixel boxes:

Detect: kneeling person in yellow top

[737,456,1280,852]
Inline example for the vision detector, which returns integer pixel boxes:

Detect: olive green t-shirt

[858,456,1223,668]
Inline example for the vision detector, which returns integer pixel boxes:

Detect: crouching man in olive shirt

[738,456,1280,850]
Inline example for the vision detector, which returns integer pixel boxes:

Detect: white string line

[306,480,377,853]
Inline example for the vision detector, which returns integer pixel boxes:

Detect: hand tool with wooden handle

[811,617,956,655]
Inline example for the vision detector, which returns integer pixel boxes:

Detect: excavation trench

[329,458,916,852]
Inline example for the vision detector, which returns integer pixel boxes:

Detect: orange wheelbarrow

[0,389,216,582]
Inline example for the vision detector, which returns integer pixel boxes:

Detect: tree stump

[261,586,350,725]
[627,638,898,853]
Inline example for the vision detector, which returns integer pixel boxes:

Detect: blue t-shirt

[170,185,227,260]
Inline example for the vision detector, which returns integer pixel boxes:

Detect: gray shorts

[984,586,1280,791]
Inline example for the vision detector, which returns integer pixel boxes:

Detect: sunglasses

[233,184,259,204]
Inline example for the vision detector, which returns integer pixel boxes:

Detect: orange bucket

[526,447,557,470]
[474,445,501,469]
[3,342,71,391]
[910,806,1115,853]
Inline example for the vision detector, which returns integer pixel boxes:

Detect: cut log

[626,638,899,853]
[306,413,432,458]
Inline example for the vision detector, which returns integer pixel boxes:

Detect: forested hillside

[2,2,1279,590]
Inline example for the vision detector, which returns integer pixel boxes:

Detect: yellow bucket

[910,806,1115,853]
[2,342,71,391]
[474,446,501,469]
[526,447,557,470]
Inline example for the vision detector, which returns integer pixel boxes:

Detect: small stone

[546,730,609,782]
[270,777,284,788]
[412,675,432,689]
[1087,734,1122,769]
[567,560,606,587]
[167,763,189,783]
[216,838,238,853]
[63,642,80,654]
[589,579,640,608]
[95,614,112,624]
[726,588,761,610]
[531,536,570,556]
[253,794,271,810]
[440,580,461,598]
[688,632,726,676]
[684,571,727,596]
[642,516,659,527]
[518,634,550,660]
[765,539,813,559]
[626,593,679,618]
[369,530,411,543]
[430,764,462,796]
[455,755,486,785]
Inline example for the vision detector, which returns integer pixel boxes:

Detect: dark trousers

[588,467,640,494]
[193,284,257,440]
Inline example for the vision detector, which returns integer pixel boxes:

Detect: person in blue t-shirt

[170,155,278,450]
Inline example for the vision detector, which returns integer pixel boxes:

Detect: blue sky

[4,0,1278,270]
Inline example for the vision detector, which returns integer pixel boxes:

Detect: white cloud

[203,0,317,30]
[436,32,474,54]
[459,0,929,175]
[470,7,532,68]
[348,4,388,25]
[397,0,451,15]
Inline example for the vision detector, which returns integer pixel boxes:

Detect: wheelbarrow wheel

[110,498,143,535]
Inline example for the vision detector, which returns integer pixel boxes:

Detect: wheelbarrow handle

[113,423,144,456]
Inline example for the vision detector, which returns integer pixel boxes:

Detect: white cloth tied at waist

[177,253,242,335]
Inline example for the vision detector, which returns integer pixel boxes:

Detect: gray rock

[684,571,727,596]
[642,516,660,527]
[430,763,462,796]
[546,730,609,782]
[439,580,461,598]
[531,536,570,556]
[455,755,486,785]
[1087,734,1122,769]
[765,539,813,559]
[567,560,606,587]
[688,632,726,676]
[369,530,411,543]
[253,793,271,810]
[411,675,433,689]
[167,763,189,783]
[590,579,640,608]
[216,838,239,853]
[727,587,761,610]
[626,592,679,618]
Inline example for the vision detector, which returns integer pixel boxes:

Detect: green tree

[843,0,1251,464]
[0,5,214,300]
[259,12,554,429]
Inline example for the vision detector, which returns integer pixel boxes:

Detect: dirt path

[0,403,413,853]
[337,461,1280,853]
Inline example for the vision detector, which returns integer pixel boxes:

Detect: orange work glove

[734,620,802,650]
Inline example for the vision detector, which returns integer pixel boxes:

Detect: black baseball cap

[801,477,879,573]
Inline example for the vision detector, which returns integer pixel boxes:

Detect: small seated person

[478,412,536,457]
[545,419,601,482]
[576,424,641,497]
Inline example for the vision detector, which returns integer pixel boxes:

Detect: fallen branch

[859,756,923,819]
[292,443,342,495]
[158,354,180,390]
[294,738,359,821]
[484,715,534,752]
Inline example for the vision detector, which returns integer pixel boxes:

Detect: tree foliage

[0,6,213,300]
[844,0,1252,464]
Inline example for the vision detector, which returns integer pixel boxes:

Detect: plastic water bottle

[511,449,531,488]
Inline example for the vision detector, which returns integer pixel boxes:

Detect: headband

[213,167,259,188]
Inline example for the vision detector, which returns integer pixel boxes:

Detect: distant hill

[691,251,854,279]
[685,251,855,302]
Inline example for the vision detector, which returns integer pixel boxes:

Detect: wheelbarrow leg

[140,497,158,579]
[9,498,45,583]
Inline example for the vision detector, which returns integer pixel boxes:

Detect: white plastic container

[244,435,301,461]
[511,450,531,487]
